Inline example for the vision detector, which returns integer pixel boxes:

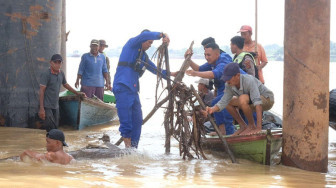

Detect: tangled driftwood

[115,42,236,162]
[151,42,235,161]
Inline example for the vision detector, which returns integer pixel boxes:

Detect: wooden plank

[265,129,271,165]
[173,41,194,83]
[190,85,236,163]
[164,44,173,154]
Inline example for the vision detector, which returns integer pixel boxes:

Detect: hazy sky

[66,0,335,52]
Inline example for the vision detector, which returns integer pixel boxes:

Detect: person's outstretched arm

[20,150,45,161]
[38,85,46,120]
[63,84,86,97]
[184,49,200,71]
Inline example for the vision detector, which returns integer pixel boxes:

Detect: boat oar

[190,85,237,163]
[255,0,258,53]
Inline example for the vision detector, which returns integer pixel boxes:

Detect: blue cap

[220,62,240,82]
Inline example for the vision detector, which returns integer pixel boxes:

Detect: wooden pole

[254,0,258,53]
[60,0,66,92]
[174,41,194,82]
[164,44,173,154]
[190,85,236,163]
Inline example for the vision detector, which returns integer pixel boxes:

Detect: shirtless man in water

[20,129,73,165]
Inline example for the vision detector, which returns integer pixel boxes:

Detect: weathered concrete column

[282,0,330,172]
[61,0,66,75]
[60,0,66,91]
[0,0,62,127]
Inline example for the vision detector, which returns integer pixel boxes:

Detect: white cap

[195,78,210,86]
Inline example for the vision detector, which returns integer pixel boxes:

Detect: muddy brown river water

[1,60,336,187]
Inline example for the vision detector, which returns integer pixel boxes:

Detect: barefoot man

[204,63,274,135]
[20,129,73,165]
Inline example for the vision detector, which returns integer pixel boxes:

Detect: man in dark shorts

[20,129,74,165]
[75,39,111,100]
[205,63,274,135]
[39,54,85,132]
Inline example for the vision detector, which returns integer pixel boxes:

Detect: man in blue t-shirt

[185,42,245,136]
[113,30,172,148]
[75,39,110,100]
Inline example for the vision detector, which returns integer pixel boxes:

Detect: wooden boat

[330,89,336,122]
[58,91,118,130]
[201,129,282,165]
[330,89,336,130]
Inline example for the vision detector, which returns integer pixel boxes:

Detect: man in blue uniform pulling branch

[184,42,245,136]
[112,30,174,148]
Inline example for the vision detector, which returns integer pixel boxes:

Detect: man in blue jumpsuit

[185,43,245,135]
[113,30,170,148]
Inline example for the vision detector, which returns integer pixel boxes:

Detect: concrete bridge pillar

[282,0,330,172]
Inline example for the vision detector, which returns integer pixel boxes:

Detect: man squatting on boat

[203,62,274,136]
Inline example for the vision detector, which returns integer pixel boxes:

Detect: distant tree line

[68,41,336,62]
[331,41,336,62]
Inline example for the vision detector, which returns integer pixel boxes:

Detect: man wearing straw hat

[99,39,111,86]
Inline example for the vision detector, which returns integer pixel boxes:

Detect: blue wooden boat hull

[59,96,118,130]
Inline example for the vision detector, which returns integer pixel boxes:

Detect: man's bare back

[44,150,74,165]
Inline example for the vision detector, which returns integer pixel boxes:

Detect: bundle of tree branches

[114,41,236,162]
[151,42,207,159]
[170,83,208,159]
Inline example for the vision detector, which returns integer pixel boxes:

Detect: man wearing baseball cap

[204,63,274,136]
[238,25,269,84]
[75,39,111,100]
[98,39,111,88]
[20,129,74,165]
[39,54,85,132]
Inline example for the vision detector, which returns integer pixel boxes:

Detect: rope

[151,44,166,104]
[138,58,178,84]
